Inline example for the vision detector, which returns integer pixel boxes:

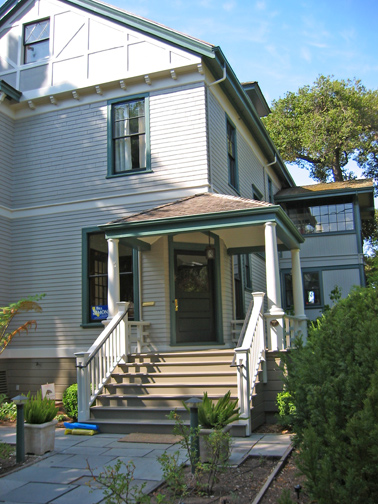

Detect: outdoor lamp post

[185,397,202,473]
[12,394,28,463]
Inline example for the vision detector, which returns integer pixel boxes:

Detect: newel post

[75,351,91,422]
[234,349,251,436]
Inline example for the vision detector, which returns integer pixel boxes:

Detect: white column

[264,222,284,350]
[107,238,120,319]
[291,248,308,342]
[265,222,283,314]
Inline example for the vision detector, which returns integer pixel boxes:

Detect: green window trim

[107,94,151,178]
[23,18,50,64]
[82,228,140,326]
[282,268,324,310]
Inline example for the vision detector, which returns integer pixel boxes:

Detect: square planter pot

[199,425,232,463]
[24,420,58,455]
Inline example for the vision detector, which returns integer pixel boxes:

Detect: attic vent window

[24,19,50,64]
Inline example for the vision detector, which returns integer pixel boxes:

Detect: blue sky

[3,0,378,186]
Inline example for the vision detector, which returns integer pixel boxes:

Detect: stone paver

[0,425,292,504]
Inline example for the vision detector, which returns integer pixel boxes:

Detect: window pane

[24,39,49,63]
[113,99,146,173]
[25,20,49,43]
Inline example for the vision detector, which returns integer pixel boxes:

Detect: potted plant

[24,391,59,455]
[196,391,241,462]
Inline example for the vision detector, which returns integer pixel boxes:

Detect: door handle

[175,299,179,311]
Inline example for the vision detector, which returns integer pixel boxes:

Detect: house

[0,0,374,433]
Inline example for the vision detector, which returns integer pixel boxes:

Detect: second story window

[227,119,238,191]
[112,98,147,174]
[24,19,50,64]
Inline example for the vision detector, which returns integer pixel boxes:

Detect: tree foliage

[263,75,378,183]
[281,286,378,503]
[0,295,44,354]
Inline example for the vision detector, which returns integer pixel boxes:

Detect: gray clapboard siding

[207,89,230,195]
[12,84,208,209]
[0,216,11,305]
[1,358,76,399]
[237,133,265,200]
[0,112,13,207]
[207,87,267,200]
[322,268,361,304]
[140,236,170,347]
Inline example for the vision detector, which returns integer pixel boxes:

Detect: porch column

[107,238,120,319]
[264,222,284,350]
[291,248,308,342]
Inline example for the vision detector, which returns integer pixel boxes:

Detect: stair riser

[90,408,189,421]
[104,384,238,395]
[116,363,234,373]
[128,353,234,365]
[96,396,237,408]
[90,422,180,435]
[110,373,237,385]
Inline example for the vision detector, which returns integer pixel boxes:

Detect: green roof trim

[101,204,304,249]
[275,185,374,203]
[0,80,22,101]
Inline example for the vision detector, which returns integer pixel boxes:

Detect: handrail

[75,302,129,422]
[233,292,265,436]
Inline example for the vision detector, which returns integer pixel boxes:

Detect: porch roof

[100,192,304,252]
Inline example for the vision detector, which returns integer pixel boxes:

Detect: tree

[263,75,378,184]
[0,295,44,354]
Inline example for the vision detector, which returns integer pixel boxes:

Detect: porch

[76,193,307,435]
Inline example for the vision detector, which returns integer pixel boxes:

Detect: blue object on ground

[63,422,100,431]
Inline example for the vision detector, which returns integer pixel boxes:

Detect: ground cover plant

[280,285,378,503]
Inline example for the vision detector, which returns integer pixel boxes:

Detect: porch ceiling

[100,193,304,252]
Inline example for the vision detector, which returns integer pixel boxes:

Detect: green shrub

[62,383,78,420]
[276,390,296,429]
[283,286,378,504]
[0,393,16,422]
[24,390,58,424]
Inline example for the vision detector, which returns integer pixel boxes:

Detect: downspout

[265,155,277,168]
[208,65,227,87]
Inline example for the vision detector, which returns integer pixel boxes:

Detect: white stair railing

[283,314,307,347]
[75,302,129,422]
[234,292,265,436]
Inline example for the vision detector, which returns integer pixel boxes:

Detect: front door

[174,250,216,343]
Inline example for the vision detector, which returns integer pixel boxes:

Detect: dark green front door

[174,250,216,343]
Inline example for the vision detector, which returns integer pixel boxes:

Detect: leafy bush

[0,393,16,422]
[283,286,378,503]
[62,383,78,420]
[276,390,296,429]
[196,391,241,429]
[24,390,58,424]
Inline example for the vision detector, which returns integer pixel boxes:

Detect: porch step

[89,349,248,435]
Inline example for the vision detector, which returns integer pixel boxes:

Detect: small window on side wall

[109,96,149,176]
[24,19,50,64]
[284,271,322,309]
[226,119,238,191]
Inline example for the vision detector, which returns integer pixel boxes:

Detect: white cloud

[301,46,311,62]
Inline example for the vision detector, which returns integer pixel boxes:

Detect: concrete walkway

[0,426,292,504]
